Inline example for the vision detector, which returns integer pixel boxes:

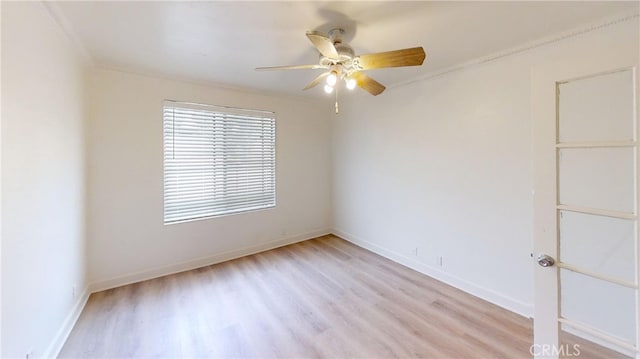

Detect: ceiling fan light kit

[326,70,338,86]
[256,28,426,113]
[346,78,357,90]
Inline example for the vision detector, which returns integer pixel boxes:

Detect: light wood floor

[60,235,627,358]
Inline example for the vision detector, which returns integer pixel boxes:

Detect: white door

[532,52,639,358]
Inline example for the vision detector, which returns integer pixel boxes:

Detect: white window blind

[163,101,276,224]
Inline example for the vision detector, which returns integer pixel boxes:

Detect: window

[163,101,276,224]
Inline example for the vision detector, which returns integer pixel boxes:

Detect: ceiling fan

[256,28,426,99]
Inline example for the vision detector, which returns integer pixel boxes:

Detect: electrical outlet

[25,348,33,359]
[414,247,418,256]
[437,255,444,267]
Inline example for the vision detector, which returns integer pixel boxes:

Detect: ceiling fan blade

[351,72,386,96]
[256,64,325,71]
[303,72,329,90]
[355,47,426,70]
[306,31,339,59]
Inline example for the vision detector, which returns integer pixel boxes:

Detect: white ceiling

[55,1,638,97]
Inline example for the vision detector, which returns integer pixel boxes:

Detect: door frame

[532,52,639,358]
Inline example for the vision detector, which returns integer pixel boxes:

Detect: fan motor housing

[319,43,355,71]
[335,43,354,61]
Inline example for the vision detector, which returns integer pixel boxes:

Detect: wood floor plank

[59,235,627,358]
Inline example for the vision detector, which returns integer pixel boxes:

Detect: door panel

[558,69,634,143]
[561,269,636,343]
[558,147,634,212]
[559,211,635,283]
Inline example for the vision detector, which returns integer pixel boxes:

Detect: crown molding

[94,64,329,105]
[390,11,639,90]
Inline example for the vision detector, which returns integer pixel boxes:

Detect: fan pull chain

[335,85,339,114]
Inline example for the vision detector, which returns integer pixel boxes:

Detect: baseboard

[332,228,533,319]
[42,286,90,358]
[89,228,332,293]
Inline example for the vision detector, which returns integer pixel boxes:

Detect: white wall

[1,2,88,358]
[332,18,639,317]
[86,68,332,289]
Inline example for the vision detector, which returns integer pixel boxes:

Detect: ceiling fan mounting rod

[328,28,345,44]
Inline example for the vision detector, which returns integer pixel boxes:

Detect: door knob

[537,254,555,267]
